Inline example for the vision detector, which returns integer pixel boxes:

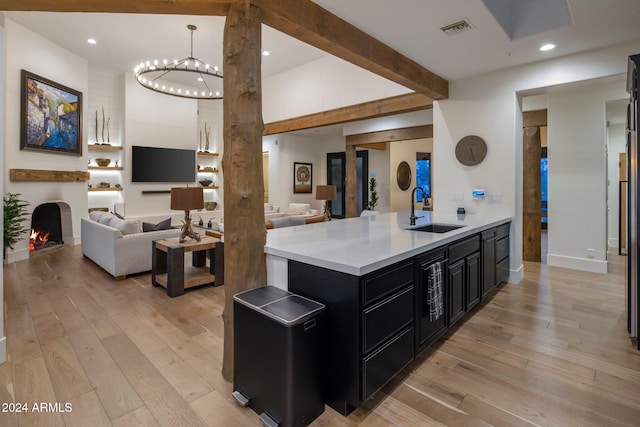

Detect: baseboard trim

[508,263,524,284]
[546,253,608,274]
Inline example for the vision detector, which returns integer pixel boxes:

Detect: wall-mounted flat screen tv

[132,145,196,183]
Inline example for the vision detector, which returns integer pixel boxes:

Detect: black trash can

[233,286,325,427]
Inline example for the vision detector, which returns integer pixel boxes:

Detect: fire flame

[29,229,50,251]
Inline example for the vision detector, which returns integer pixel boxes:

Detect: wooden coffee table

[152,235,221,297]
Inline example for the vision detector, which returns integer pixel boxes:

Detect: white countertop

[264,211,511,276]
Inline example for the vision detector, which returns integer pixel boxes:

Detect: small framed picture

[20,69,83,156]
[293,162,312,194]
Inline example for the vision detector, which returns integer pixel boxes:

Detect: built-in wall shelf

[198,167,218,173]
[203,185,219,190]
[197,151,218,157]
[88,166,124,171]
[10,169,90,182]
[88,187,123,192]
[88,144,123,151]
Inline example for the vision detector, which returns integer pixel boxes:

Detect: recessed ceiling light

[262,50,270,56]
[87,38,97,45]
[540,43,555,51]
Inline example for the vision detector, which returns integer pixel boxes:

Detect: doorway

[522,109,547,263]
[327,151,368,218]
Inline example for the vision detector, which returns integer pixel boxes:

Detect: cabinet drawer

[496,222,510,239]
[362,261,413,305]
[497,257,509,285]
[496,236,509,261]
[449,235,480,262]
[362,326,414,401]
[362,286,414,354]
[481,228,496,241]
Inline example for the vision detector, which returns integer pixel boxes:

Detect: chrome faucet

[410,186,427,225]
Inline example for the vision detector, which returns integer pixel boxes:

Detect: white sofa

[81,211,183,279]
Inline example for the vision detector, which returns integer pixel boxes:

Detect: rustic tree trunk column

[523,126,542,262]
[221,2,266,381]
[345,144,357,217]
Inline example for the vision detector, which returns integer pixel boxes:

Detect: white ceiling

[5,0,640,81]
[4,0,640,131]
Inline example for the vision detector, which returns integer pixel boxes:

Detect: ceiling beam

[0,0,233,15]
[346,125,433,147]
[354,142,387,151]
[523,109,547,127]
[254,0,449,100]
[264,92,433,135]
[4,1,449,101]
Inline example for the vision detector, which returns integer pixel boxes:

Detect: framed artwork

[20,69,83,156]
[293,162,312,193]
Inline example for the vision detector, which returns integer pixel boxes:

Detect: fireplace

[29,202,73,253]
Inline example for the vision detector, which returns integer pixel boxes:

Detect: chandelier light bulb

[205,64,210,69]
[153,59,158,65]
[214,66,218,71]
[170,87,174,92]
[146,61,150,67]
[197,77,204,82]
[195,61,200,67]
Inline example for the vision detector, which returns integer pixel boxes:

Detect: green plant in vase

[367,175,379,210]
[3,193,30,259]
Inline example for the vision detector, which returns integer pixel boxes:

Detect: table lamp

[316,185,337,220]
[171,187,204,242]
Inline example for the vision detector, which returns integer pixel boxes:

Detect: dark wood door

[466,252,480,310]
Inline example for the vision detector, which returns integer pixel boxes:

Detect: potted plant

[3,193,30,260]
[362,175,380,216]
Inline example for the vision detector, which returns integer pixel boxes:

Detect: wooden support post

[221,2,266,381]
[523,126,542,262]
[345,144,357,218]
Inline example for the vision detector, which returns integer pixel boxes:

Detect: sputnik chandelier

[134,25,223,100]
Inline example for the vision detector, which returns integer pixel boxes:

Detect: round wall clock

[455,135,487,166]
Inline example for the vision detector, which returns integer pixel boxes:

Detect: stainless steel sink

[410,223,465,233]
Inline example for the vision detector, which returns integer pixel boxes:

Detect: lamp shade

[171,187,204,210]
[316,185,337,201]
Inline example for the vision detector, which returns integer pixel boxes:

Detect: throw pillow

[143,217,171,232]
[107,217,140,235]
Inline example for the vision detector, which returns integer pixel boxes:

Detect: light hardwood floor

[1,245,639,426]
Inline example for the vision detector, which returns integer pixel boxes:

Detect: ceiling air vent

[441,20,473,36]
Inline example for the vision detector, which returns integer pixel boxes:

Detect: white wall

[263,55,412,123]
[608,123,626,248]
[3,18,89,262]
[262,132,345,213]
[434,39,640,278]
[123,72,199,217]
[87,69,125,212]
[389,138,433,212]
[546,82,627,272]
[197,99,224,209]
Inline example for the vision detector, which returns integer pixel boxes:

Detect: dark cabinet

[287,221,510,417]
[448,235,480,326]
[466,252,481,310]
[415,249,447,350]
[482,223,511,298]
[289,259,414,416]
[448,259,465,325]
[481,228,497,298]
[495,223,510,285]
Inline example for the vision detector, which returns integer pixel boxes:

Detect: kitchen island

[264,211,512,415]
